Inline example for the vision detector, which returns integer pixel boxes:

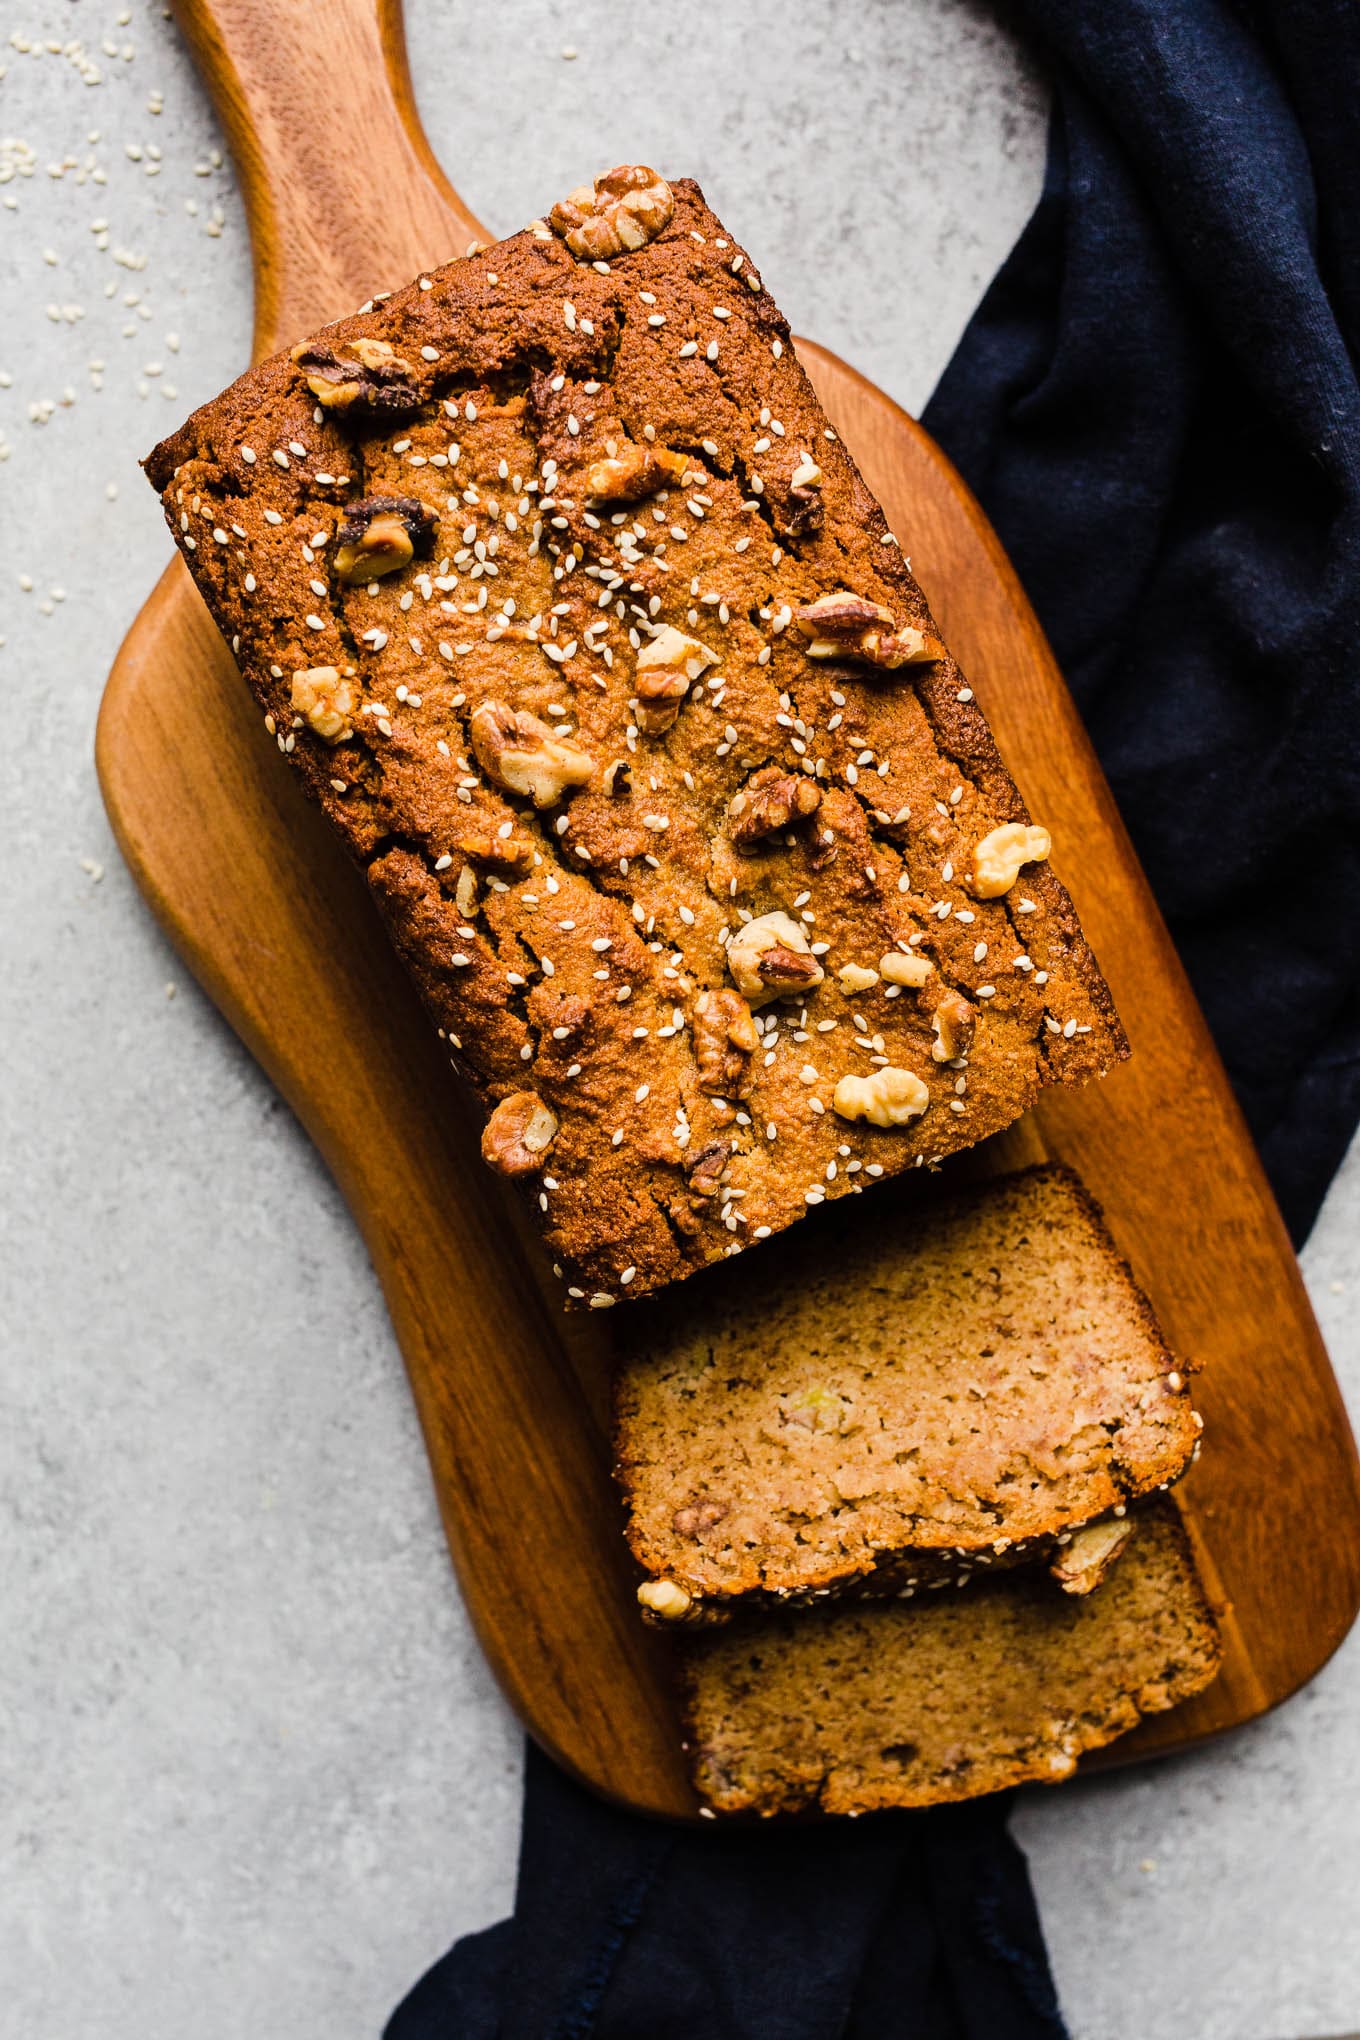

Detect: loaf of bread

[616,1164,1200,1621]
[145,165,1125,1305]
[680,1496,1222,1815]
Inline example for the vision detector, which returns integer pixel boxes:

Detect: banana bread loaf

[680,1496,1221,1815]
[145,166,1126,1306]
[617,1165,1200,1620]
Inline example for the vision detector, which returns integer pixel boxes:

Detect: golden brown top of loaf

[147,169,1124,1305]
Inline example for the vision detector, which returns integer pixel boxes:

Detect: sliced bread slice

[680,1496,1221,1816]
[615,1164,1200,1621]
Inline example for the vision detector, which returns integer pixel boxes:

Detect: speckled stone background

[2,4,1357,2036]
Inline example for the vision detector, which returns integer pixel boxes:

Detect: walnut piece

[726,911,825,1008]
[636,1579,693,1621]
[290,336,420,414]
[481,1092,559,1177]
[785,451,825,537]
[794,591,944,669]
[879,950,934,988]
[969,821,1052,898]
[334,495,437,585]
[291,665,357,744]
[470,702,595,807]
[692,989,759,1096]
[551,164,674,259]
[685,1138,734,1202]
[833,1066,931,1128]
[931,988,976,1063]
[453,865,479,918]
[837,962,880,994]
[728,768,822,847]
[1049,1517,1135,1596]
[585,441,691,504]
[634,625,719,734]
[672,1499,729,1539]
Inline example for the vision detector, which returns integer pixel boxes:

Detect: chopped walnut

[832,1066,931,1128]
[551,164,674,259]
[481,1092,559,1177]
[585,441,691,504]
[290,665,357,744]
[470,702,595,807]
[837,962,880,995]
[634,625,719,734]
[685,1138,734,1201]
[728,768,822,847]
[453,865,479,918]
[794,591,944,669]
[636,1578,693,1621]
[784,452,824,537]
[726,911,825,1008]
[692,989,759,1096]
[672,1498,730,1539]
[1049,1517,1135,1596]
[602,757,632,797]
[879,950,934,988]
[334,495,437,584]
[635,669,689,733]
[290,336,420,413]
[969,821,1052,898]
[931,988,976,1062]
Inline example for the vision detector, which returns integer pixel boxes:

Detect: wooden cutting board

[96,0,1360,1818]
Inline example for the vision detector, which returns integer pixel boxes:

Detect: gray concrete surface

[1,2,1356,2035]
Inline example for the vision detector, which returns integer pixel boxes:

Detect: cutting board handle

[171,0,489,357]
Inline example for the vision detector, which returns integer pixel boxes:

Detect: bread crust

[146,174,1126,1305]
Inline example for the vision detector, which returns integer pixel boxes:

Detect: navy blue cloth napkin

[389,2,1359,2032]
[387,1745,1065,2040]
[928,0,1360,1246]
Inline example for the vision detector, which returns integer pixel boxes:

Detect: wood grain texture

[95,0,1360,1817]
